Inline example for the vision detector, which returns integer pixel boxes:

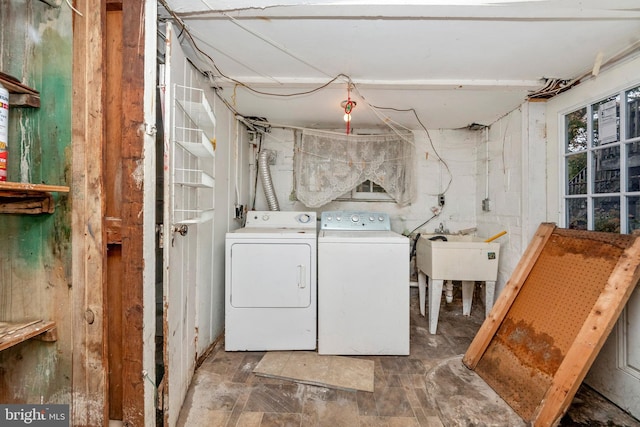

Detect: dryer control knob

[262,214,270,221]
[298,213,311,223]
[369,215,375,221]
[351,214,360,223]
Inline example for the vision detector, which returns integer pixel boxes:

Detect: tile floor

[176,286,640,427]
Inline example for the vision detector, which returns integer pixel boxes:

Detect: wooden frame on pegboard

[463,223,640,426]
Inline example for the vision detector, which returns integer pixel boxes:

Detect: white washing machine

[318,211,409,355]
[225,211,317,351]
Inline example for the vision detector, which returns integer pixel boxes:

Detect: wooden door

[161,22,217,427]
[586,287,640,418]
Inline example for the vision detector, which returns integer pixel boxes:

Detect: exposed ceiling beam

[171,1,640,20]
[212,76,545,91]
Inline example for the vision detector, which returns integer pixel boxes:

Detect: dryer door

[230,242,312,308]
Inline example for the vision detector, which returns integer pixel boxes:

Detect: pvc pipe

[445,281,454,304]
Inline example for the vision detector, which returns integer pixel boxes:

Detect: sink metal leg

[428,278,443,334]
[417,271,427,317]
[461,280,474,316]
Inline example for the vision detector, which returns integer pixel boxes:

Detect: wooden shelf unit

[0,320,57,351]
[0,181,70,214]
[0,72,40,108]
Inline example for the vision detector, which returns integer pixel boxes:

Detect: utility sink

[416,234,500,281]
[416,234,500,334]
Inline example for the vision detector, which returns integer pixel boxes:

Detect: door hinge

[156,224,164,249]
[145,123,157,136]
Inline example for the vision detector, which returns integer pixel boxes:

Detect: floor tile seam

[258,410,304,425]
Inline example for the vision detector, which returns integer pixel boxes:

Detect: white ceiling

[160,1,640,130]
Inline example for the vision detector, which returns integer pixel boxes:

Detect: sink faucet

[434,222,449,234]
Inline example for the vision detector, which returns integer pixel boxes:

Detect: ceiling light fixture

[340,85,356,134]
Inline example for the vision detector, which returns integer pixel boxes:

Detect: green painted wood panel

[0,0,73,404]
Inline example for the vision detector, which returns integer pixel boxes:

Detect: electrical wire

[160,0,351,99]
[250,133,263,211]
[219,10,333,79]
[66,0,83,16]
[160,0,451,215]
[405,213,440,237]
[350,81,453,195]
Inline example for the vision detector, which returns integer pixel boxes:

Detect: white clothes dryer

[225,211,317,351]
[318,211,409,355]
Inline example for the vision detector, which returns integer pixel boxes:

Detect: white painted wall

[476,102,548,298]
[544,53,640,417]
[212,99,251,345]
[545,54,640,224]
[248,108,549,303]
[251,128,481,235]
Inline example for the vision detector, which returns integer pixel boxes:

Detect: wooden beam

[0,194,54,214]
[71,0,108,424]
[0,182,69,192]
[463,222,556,369]
[106,0,122,12]
[105,217,122,245]
[464,226,640,425]
[532,236,640,426]
[34,327,58,343]
[9,93,40,108]
[105,7,125,420]
[120,0,147,425]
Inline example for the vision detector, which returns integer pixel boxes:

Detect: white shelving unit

[172,85,216,225]
[175,91,216,139]
[175,128,215,158]
[174,168,214,188]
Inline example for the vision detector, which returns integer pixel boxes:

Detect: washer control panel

[320,211,391,231]
[245,211,317,229]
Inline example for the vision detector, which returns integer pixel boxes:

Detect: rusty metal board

[463,224,640,426]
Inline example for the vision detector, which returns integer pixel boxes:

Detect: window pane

[372,181,385,193]
[593,196,620,232]
[627,86,640,140]
[593,146,620,193]
[356,180,386,193]
[628,196,640,234]
[356,180,372,192]
[566,152,587,195]
[628,141,640,191]
[565,108,587,153]
[567,198,587,230]
[592,95,620,146]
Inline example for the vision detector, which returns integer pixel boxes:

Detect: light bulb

[343,113,351,122]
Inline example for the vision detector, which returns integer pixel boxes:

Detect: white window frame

[562,84,640,233]
[337,179,394,202]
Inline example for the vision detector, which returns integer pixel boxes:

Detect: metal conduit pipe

[258,150,280,211]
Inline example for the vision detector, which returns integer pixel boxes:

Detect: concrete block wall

[250,127,481,237]
[246,118,540,302]
[476,103,547,298]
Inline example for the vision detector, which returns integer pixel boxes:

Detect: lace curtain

[294,129,415,207]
